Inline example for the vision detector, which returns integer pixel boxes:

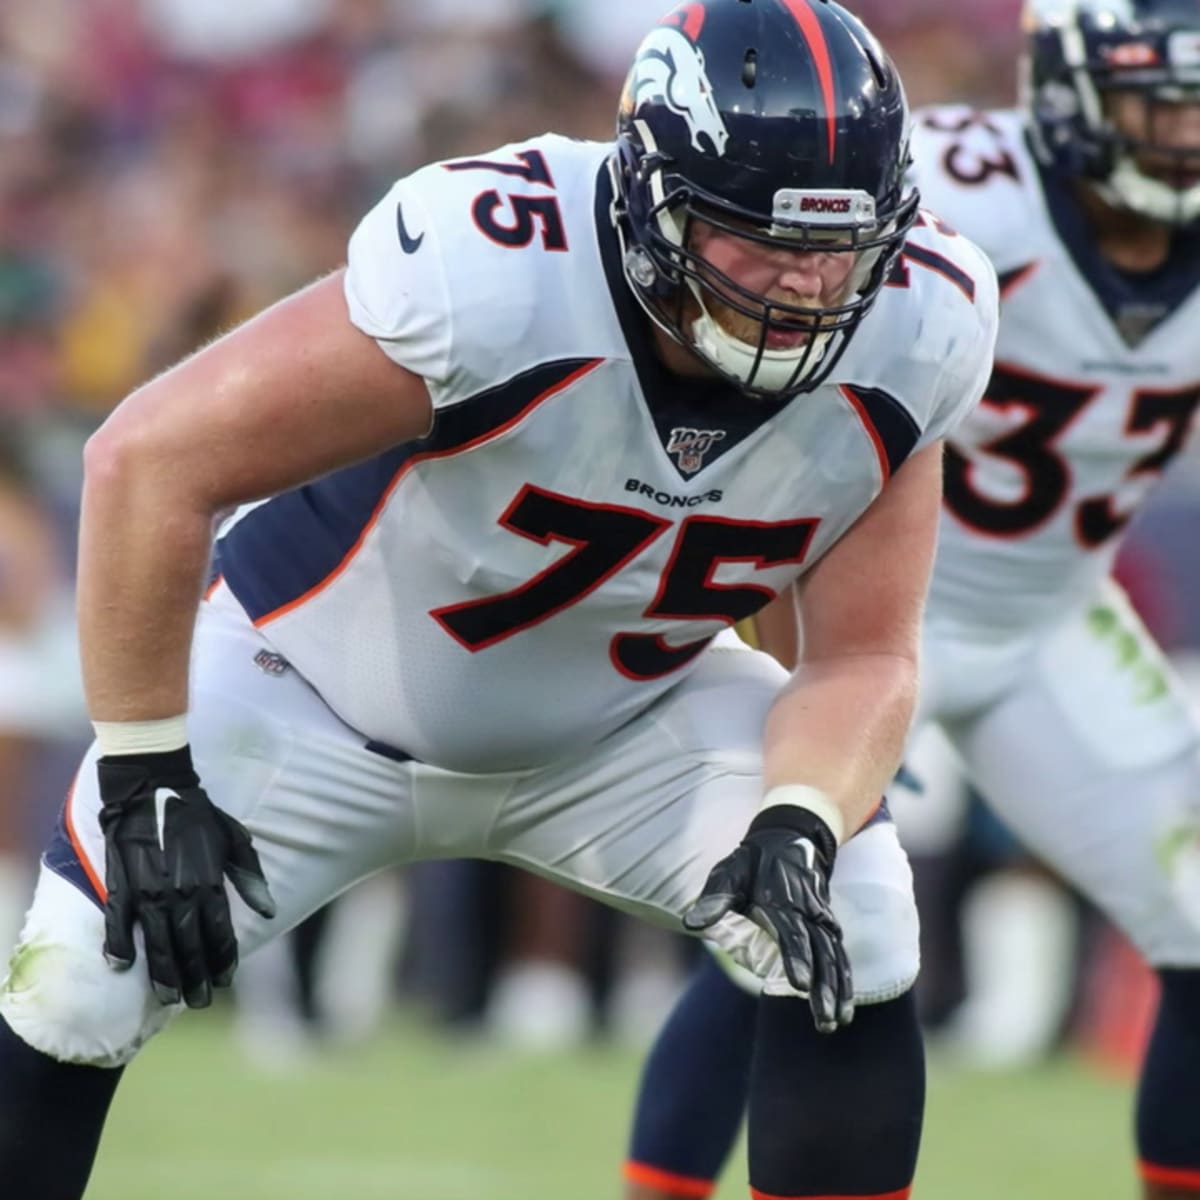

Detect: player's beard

[698,288,839,351]
[1133,147,1200,192]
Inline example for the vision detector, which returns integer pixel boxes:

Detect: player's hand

[683,805,853,1033]
[97,746,276,1009]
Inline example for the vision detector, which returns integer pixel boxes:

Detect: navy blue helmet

[611,0,919,398]
[1025,0,1200,224]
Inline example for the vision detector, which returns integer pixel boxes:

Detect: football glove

[97,745,276,1009]
[683,804,853,1032]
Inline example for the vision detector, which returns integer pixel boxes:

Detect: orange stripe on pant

[750,1187,912,1200]
[1141,1161,1200,1191]
[623,1161,715,1198]
[64,773,106,902]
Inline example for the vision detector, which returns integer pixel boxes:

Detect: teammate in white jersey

[0,2,998,1197]
[620,3,1200,1199]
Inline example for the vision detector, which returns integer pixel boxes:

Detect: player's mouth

[1136,153,1200,190]
[764,327,812,350]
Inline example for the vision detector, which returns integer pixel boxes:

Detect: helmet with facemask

[1024,0,1200,225]
[612,0,919,399]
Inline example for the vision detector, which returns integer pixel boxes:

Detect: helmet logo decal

[778,0,838,163]
[666,426,727,474]
[628,28,730,156]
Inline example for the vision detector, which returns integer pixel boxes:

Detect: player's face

[1106,89,1200,190]
[686,218,859,350]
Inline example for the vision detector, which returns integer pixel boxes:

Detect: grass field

[85,1010,1135,1199]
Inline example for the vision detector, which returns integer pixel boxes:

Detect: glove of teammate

[97,746,276,1009]
[683,804,853,1033]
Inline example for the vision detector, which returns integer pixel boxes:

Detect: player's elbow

[83,390,189,504]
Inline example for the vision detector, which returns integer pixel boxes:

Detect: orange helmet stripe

[662,1,706,41]
[777,0,838,163]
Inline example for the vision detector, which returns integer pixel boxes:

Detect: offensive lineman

[0,2,998,1197]
[621,3,1200,1199]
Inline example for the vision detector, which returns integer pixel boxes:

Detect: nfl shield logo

[666,427,726,474]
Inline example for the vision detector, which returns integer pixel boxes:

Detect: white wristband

[92,715,189,757]
[760,784,846,846]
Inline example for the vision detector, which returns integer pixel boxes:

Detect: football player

[0,2,998,1197]
[621,2,1200,1199]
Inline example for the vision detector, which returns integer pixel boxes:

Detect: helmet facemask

[614,129,918,399]
[1095,84,1200,225]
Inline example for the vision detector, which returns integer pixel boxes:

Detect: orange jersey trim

[998,260,1040,301]
[623,1161,716,1198]
[64,773,106,902]
[839,385,891,486]
[252,358,605,628]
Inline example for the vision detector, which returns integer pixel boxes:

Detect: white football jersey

[912,107,1200,638]
[214,134,996,773]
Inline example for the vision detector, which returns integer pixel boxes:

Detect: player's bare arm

[684,442,942,1030]
[75,269,435,1009]
[763,439,942,841]
[78,268,433,722]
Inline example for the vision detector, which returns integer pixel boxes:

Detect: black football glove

[683,804,853,1033]
[97,745,276,1009]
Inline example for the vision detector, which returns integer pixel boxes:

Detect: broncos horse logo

[626,27,730,156]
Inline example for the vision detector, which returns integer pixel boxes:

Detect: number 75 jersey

[911,106,1200,637]
[213,134,995,774]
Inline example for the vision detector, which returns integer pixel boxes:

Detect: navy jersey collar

[1032,137,1200,346]
[592,160,795,480]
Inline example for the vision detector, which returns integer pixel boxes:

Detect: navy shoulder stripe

[840,384,921,481]
[216,358,601,624]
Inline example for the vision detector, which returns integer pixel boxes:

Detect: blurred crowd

[2,0,1199,1076]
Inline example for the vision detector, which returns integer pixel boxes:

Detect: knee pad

[830,821,921,1002]
[1,870,177,1067]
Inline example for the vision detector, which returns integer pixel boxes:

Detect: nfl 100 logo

[666,426,726,474]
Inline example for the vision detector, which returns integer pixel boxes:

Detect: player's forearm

[761,652,917,840]
[77,428,216,723]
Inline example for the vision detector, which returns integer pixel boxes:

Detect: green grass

[87,1010,1134,1199]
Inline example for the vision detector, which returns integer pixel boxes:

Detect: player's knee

[0,871,174,1067]
[835,876,921,1003]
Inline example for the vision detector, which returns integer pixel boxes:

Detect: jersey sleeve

[920,244,999,448]
[343,176,454,386]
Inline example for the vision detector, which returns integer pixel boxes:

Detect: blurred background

[2,1,1198,1197]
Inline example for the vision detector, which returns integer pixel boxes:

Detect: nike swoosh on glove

[98,745,276,1009]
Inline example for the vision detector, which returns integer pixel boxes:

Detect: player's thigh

[948,585,1200,965]
[496,640,920,1002]
[0,597,413,1066]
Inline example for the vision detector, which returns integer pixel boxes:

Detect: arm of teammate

[80,269,434,1008]
[685,440,943,1030]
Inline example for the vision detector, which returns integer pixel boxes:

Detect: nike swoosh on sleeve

[396,202,425,254]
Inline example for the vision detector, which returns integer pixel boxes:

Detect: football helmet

[611,0,918,398]
[1024,0,1200,225]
